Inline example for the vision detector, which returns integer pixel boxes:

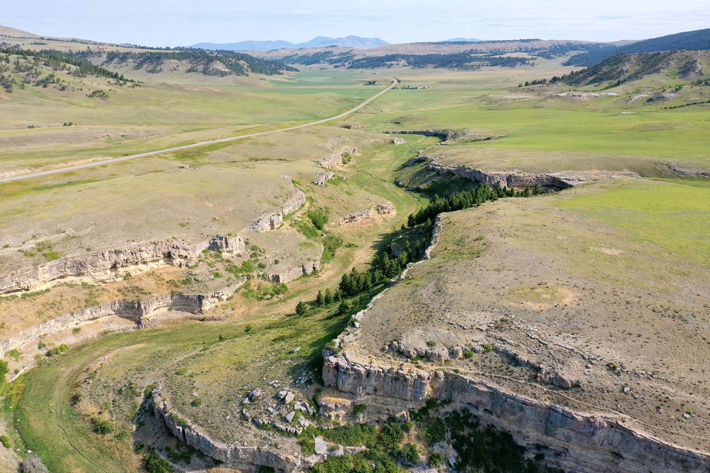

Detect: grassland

[344,59,710,177]
[2,54,710,472]
[0,53,390,174]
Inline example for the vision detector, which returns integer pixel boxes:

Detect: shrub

[191,397,203,407]
[429,452,442,467]
[481,343,493,352]
[20,453,49,473]
[426,340,436,348]
[72,327,81,334]
[402,443,419,464]
[91,418,114,435]
[352,404,367,416]
[0,360,9,381]
[145,450,173,473]
[0,434,11,448]
[6,349,21,360]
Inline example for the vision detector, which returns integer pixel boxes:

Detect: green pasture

[557,179,710,266]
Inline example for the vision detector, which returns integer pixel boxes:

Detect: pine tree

[295,301,307,316]
[407,214,416,227]
[324,289,333,305]
[316,290,326,307]
[337,300,351,316]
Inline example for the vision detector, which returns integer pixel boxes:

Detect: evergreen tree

[316,290,326,307]
[324,288,333,305]
[337,300,351,316]
[295,301,307,316]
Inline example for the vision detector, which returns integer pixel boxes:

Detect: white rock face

[314,437,328,455]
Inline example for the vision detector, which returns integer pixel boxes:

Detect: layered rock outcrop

[313,172,335,186]
[249,177,305,232]
[152,392,302,473]
[266,261,320,284]
[341,203,394,225]
[428,161,576,192]
[0,235,243,296]
[386,129,452,140]
[322,353,710,473]
[318,146,359,169]
[0,282,242,354]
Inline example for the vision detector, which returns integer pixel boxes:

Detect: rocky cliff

[318,146,359,169]
[266,261,320,284]
[152,392,302,473]
[340,203,394,225]
[322,352,710,473]
[428,161,576,192]
[0,282,241,354]
[249,177,306,232]
[0,235,243,296]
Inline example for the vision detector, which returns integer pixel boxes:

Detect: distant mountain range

[442,37,484,43]
[566,28,710,66]
[190,35,388,51]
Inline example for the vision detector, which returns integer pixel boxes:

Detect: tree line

[0,47,130,82]
[68,48,299,77]
[294,181,544,318]
[347,53,530,70]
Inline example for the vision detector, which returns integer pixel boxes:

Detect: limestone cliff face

[428,162,576,192]
[152,392,302,473]
[318,146,359,169]
[340,203,394,225]
[322,352,710,473]
[385,129,452,140]
[248,178,306,233]
[0,235,243,296]
[266,261,320,284]
[0,282,241,354]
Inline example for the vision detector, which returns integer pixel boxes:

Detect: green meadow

[558,179,710,266]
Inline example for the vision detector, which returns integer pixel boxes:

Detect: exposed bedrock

[428,161,576,192]
[322,353,710,473]
[340,203,395,225]
[318,146,359,169]
[152,392,303,473]
[0,282,241,354]
[266,261,320,284]
[385,129,452,140]
[249,179,306,232]
[0,235,243,296]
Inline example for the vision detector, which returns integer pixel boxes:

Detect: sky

[3,0,710,47]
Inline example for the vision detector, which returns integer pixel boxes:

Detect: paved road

[0,78,398,184]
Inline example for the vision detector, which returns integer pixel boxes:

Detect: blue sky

[3,0,710,46]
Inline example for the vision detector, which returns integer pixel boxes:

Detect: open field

[342,60,710,177]
[0,51,390,174]
[2,47,710,473]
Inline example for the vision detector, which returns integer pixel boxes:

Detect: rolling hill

[556,50,708,87]
[566,28,710,66]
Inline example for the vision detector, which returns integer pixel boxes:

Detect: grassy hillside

[556,50,708,87]
[567,28,710,66]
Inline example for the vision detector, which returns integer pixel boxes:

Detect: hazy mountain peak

[189,35,388,51]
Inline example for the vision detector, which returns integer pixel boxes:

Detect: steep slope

[556,50,708,86]
[567,28,710,66]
